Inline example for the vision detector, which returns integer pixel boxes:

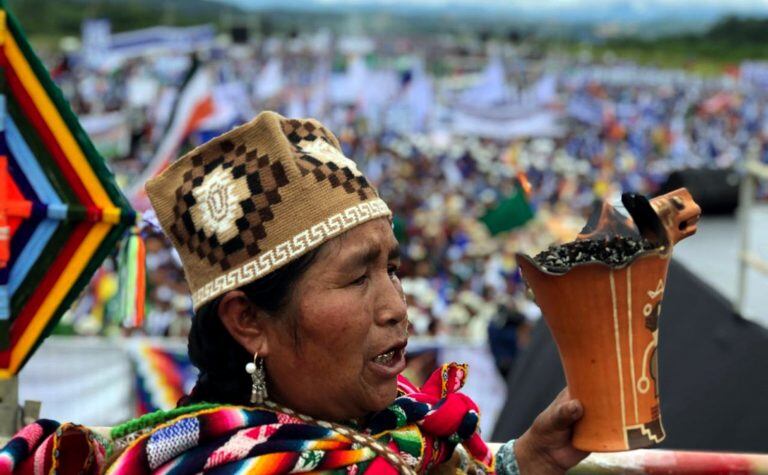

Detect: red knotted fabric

[397,363,495,473]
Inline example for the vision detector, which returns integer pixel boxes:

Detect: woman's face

[264,217,408,422]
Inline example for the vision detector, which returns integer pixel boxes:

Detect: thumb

[548,399,584,432]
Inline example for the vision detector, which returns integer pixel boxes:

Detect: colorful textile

[0,1,134,376]
[0,363,496,474]
[0,420,107,474]
[117,227,146,328]
[132,342,199,415]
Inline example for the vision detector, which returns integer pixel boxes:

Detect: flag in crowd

[128,63,215,209]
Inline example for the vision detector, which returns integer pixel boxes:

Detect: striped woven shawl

[0,363,495,474]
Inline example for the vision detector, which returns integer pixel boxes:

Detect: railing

[736,143,768,316]
[570,449,768,474]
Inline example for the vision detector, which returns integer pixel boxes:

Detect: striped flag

[129,63,214,209]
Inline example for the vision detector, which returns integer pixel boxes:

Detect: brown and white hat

[146,111,391,310]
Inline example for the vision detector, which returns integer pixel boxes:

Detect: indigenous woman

[0,112,587,474]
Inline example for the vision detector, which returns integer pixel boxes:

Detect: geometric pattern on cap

[170,138,288,272]
[282,119,376,202]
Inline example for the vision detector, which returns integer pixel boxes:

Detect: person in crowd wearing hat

[0,112,587,474]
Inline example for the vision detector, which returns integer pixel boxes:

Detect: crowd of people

[50,29,768,377]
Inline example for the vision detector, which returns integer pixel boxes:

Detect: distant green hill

[5,0,244,37]
[0,0,537,43]
[597,16,768,70]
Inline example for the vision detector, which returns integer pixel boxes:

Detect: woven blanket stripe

[1,362,494,474]
[110,408,278,473]
[208,452,299,475]
[139,428,371,473]
[0,419,59,473]
[208,447,381,474]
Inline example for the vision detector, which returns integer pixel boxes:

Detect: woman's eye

[388,265,400,278]
[351,274,368,286]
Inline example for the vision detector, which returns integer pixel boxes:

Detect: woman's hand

[513,388,590,474]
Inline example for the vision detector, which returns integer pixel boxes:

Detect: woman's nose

[375,276,408,326]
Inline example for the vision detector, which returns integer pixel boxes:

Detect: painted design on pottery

[638,279,664,395]
[626,418,665,449]
[625,277,666,449]
[608,270,627,447]
[626,269,638,424]
[644,302,661,332]
[608,271,667,451]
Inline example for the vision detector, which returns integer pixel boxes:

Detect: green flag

[392,215,407,243]
[480,183,534,235]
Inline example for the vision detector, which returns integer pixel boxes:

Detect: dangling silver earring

[245,353,268,404]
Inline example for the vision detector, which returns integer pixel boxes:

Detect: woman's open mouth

[369,341,407,377]
[374,347,402,365]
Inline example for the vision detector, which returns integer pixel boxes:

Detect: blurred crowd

[51,29,768,374]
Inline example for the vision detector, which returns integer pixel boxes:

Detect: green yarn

[390,404,408,428]
[110,402,220,440]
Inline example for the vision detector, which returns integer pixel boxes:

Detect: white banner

[451,109,564,139]
[19,337,135,426]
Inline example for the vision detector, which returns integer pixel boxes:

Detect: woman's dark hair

[180,246,323,406]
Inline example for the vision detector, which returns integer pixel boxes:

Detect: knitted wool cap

[146,111,391,310]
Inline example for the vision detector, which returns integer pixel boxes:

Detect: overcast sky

[223,0,768,22]
[228,0,768,9]
[315,0,765,5]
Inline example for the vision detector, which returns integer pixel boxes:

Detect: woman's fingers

[535,389,583,435]
[515,388,590,474]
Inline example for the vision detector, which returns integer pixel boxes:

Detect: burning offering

[533,236,657,272]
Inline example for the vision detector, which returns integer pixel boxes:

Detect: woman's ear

[218,290,270,357]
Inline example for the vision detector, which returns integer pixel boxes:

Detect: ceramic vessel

[516,188,701,452]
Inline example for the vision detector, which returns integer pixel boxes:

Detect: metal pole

[736,142,759,315]
[736,170,754,315]
[0,377,19,437]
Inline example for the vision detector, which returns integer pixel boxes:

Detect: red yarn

[397,363,495,472]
